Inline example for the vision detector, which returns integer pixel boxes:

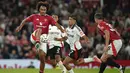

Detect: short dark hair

[94,13,103,19]
[69,15,77,20]
[36,1,49,11]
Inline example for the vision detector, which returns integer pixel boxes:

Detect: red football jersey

[97,21,121,41]
[26,14,56,34]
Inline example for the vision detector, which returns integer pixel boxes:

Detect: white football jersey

[48,25,64,49]
[66,24,85,50]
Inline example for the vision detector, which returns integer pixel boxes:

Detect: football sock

[106,58,120,69]
[57,61,66,72]
[99,62,107,73]
[84,58,94,63]
[68,69,74,73]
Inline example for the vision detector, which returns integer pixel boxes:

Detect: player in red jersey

[15,1,65,73]
[94,13,125,73]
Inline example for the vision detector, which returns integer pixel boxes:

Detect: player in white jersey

[47,15,67,73]
[62,15,96,73]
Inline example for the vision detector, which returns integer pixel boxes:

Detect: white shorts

[30,30,48,54]
[107,39,122,56]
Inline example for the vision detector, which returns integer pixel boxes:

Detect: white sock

[84,57,94,63]
[68,69,74,73]
[57,61,66,72]
[119,65,122,69]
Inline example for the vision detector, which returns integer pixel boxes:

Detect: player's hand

[15,26,21,32]
[77,58,84,64]
[62,32,67,37]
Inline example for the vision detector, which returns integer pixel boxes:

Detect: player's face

[69,17,75,26]
[39,6,47,14]
[52,15,58,22]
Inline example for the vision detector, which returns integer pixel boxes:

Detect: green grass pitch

[0,68,130,73]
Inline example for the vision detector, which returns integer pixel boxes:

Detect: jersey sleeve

[49,16,56,26]
[76,26,85,37]
[26,14,35,22]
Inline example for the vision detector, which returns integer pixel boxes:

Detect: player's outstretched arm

[54,37,67,41]
[15,18,28,32]
[55,23,65,33]
[54,29,68,41]
[104,30,110,52]
[82,35,90,43]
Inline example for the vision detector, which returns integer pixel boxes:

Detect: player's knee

[39,51,46,63]
[39,50,46,56]
[39,57,45,63]
[63,61,68,65]
[55,55,61,62]
[51,61,57,67]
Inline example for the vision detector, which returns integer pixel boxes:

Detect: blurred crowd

[0,0,130,60]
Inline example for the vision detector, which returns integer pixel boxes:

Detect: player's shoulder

[99,21,107,27]
[74,24,82,31]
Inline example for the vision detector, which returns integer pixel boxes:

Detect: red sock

[39,70,43,73]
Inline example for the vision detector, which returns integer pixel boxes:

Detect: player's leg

[30,29,42,49]
[99,53,124,73]
[55,54,67,73]
[74,48,96,65]
[63,49,83,73]
[35,28,43,49]
[46,48,57,68]
[35,28,42,42]
[76,57,94,65]
[99,53,109,73]
[54,46,66,73]
[107,40,125,73]
[39,42,48,73]
[38,49,46,73]
[63,56,74,73]
[50,59,57,68]
[99,40,124,73]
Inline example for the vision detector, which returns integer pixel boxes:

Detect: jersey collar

[70,24,76,29]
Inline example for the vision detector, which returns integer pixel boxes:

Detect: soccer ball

[40,34,48,43]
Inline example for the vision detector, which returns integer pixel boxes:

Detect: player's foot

[120,66,125,73]
[62,68,67,73]
[35,42,40,50]
[39,70,43,73]
[62,70,66,73]
[93,55,101,63]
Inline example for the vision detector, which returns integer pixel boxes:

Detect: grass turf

[0,68,130,73]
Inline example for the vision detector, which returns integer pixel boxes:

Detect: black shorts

[68,49,83,60]
[47,46,62,59]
